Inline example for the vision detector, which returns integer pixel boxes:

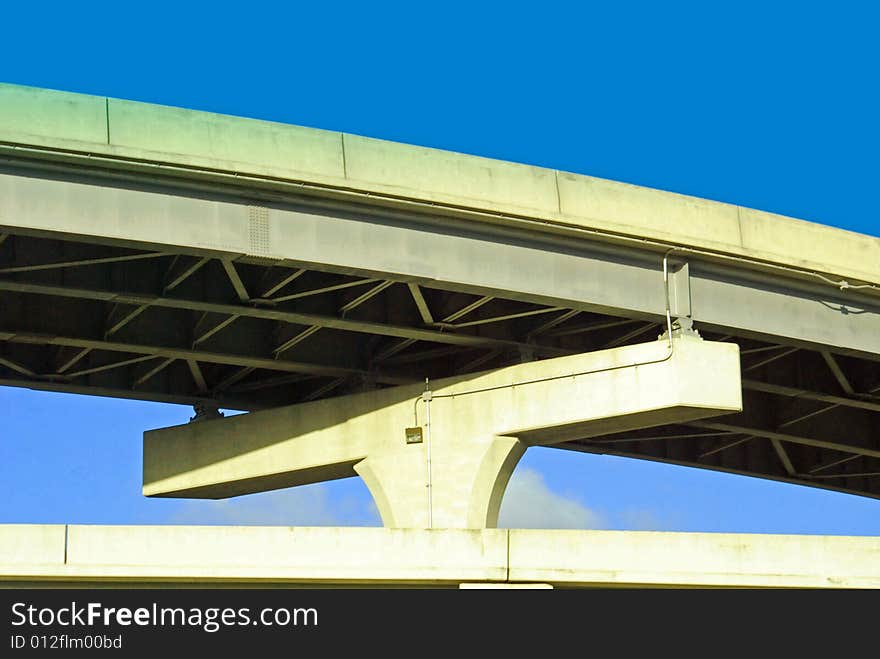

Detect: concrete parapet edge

[1,525,877,588]
[1,83,879,288]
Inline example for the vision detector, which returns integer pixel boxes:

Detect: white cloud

[168,483,381,527]
[618,508,682,532]
[498,467,604,529]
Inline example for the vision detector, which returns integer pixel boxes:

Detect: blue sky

[1,2,878,534]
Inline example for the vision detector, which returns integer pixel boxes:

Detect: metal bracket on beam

[665,260,698,338]
[189,403,225,423]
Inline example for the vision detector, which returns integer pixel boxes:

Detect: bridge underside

[3,227,879,501]
[1,164,879,501]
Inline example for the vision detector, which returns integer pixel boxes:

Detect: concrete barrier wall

[507,529,880,589]
[1,525,878,588]
[2,83,879,287]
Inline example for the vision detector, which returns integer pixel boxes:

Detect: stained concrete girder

[143,335,742,528]
[3,525,879,588]
[2,172,880,360]
[2,83,880,290]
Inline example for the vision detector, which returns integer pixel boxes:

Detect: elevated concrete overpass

[3,525,879,589]
[1,82,879,512]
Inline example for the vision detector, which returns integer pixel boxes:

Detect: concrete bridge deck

[2,83,879,288]
[3,525,879,589]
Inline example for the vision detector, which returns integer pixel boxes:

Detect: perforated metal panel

[248,205,270,258]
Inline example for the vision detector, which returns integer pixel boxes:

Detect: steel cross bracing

[0,232,580,402]
[1,165,879,501]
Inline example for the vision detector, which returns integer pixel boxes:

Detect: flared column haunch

[143,334,741,528]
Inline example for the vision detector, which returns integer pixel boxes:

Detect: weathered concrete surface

[143,336,741,528]
[108,99,346,182]
[2,83,879,288]
[342,133,559,214]
[0,85,107,144]
[1,525,878,588]
[0,526,506,585]
[0,525,66,566]
[508,529,880,588]
[4,167,879,362]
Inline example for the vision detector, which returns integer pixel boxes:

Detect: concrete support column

[355,435,525,529]
[143,335,741,528]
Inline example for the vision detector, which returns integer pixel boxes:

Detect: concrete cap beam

[143,334,741,528]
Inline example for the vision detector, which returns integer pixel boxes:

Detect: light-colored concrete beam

[144,335,741,528]
[0,526,508,586]
[3,171,880,359]
[3,83,879,293]
[0,525,67,566]
[2,525,878,588]
[506,529,880,589]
